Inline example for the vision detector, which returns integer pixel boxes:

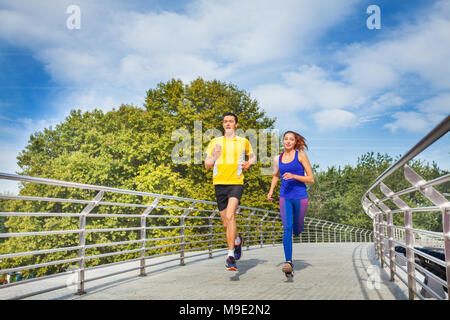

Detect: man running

[204,112,256,271]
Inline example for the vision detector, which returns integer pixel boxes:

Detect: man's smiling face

[223,115,238,134]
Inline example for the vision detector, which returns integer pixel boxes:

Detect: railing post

[328,224,333,242]
[379,213,385,267]
[380,181,415,299]
[180,202,196,266]
[386,210,395,281]
[405,209,416,300]
[77,190,103,295]
[140,198,159,276]
[307,221,311,243]
[373,212,378,257]
[369,204,382,261]
[246,210,255,250]
[316,221,321,242]
[271,217,277,246]
[402,165,450,299]
[369,191,391,270]
[209,209,218,258]
[321,222,327,243]
[313,221,318,243]
[260,212,270,247]
[443,207,450,300]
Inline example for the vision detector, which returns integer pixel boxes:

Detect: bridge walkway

[1,242,409,300]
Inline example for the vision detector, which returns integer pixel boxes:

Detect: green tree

[0,78,276,277]
[307,152,448,232]
[2,78,447,278]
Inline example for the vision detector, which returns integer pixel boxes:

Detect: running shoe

[282,261,294,278]
[234,236,243,261]
[226,256,238,271]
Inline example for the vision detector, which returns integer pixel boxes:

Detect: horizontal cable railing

[361,115,450,300]
[0,172,372,299]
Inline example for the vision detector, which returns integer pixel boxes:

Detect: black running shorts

[214,184,244,211]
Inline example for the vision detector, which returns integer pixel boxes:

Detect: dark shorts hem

[214,184,244,211]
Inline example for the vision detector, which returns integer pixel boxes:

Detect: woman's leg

[279,197,294,262]
[293,198,309,237]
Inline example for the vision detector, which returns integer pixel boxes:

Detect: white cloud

[254,1,450,132]
[337,1,450,93]
[383,93,449,133]
[251,64,367,124]
[384,111,433,133]
[417,93,450,114]
[312,109,359,131]
[251,64,366,133]
[0,0,361,113]
[360,92,406,120]
[0,0,448,177]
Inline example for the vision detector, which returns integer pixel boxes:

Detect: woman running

[267,131,314,278]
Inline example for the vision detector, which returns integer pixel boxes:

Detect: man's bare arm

[205,144,221,169]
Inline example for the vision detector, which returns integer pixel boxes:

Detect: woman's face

[283,133,296,150]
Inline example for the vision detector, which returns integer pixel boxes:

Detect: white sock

[234,236,241,246]
[228,249,235,257]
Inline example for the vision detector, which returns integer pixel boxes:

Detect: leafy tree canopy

[1,78,447,277]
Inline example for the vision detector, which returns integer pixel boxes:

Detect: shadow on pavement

[275,259,311,272]
[230,258,268,281]
[351,243,408,300]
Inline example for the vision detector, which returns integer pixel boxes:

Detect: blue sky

[0,0,449,194]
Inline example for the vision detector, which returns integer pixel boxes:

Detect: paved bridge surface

[1,242,409,300]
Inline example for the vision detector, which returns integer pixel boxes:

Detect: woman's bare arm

[267,156,280,201]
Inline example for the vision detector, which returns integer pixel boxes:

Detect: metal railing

[361,115,450,300]
[0,172,372,300]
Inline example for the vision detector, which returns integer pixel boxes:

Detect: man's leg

[220,197,239,252]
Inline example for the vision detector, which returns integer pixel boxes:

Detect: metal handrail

[0,172,372,299]
[361,115,450,300]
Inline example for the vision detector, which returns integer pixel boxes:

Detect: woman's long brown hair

[283,131,308,151]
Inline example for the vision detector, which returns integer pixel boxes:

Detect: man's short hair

[223,112,238,123]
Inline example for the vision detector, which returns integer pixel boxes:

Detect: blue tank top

[279,150,308,199]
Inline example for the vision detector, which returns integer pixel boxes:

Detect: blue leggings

[279,197,309,262]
